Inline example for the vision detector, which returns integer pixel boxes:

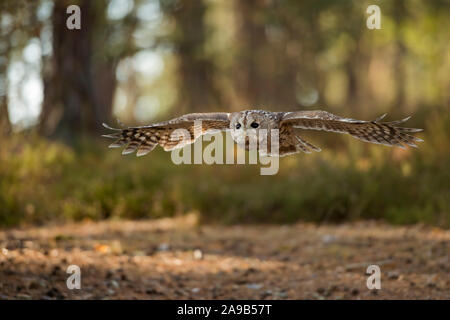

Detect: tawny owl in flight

[102,110,423,157]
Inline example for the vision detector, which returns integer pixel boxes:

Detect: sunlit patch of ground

[0,215,449,299]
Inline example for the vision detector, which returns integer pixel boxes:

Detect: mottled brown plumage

[103,110,423,157]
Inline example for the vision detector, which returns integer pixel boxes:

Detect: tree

[0,47,11,135]
[160,0,222,113]
[0,105,11,135]
[0,0,41,134]
[40,0,106,139]
[39,0,139,140]
[392,0,407,112]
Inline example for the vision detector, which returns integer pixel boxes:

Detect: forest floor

[0,214,449,300]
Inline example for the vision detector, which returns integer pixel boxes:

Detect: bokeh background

[0,0,449,228]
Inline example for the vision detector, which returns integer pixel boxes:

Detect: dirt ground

[0,214,449,300]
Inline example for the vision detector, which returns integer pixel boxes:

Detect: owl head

[229,110,279,148]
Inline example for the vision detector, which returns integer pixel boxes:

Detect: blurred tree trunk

[346,55,359,113]
[0,105,11,135]
[234,0,268,107]
[40,0,113,141]
[345,37,373,116]
[0,59,11,135]
[163,0,221,113]
[393,0,406,112]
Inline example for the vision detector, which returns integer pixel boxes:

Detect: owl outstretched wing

[102,112,230,156]
[280,110,423,149]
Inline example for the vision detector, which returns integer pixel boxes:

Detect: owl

[102,110,423,157]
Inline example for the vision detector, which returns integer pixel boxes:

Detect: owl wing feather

[280,110,423,149]
[102,112,230,156]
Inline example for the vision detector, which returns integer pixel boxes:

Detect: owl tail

[279,135,321,157]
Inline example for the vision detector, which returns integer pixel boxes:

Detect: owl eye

[235,123,241,129]
[250,122,259,128]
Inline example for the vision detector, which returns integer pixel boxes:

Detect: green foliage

[1,108,448,228]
